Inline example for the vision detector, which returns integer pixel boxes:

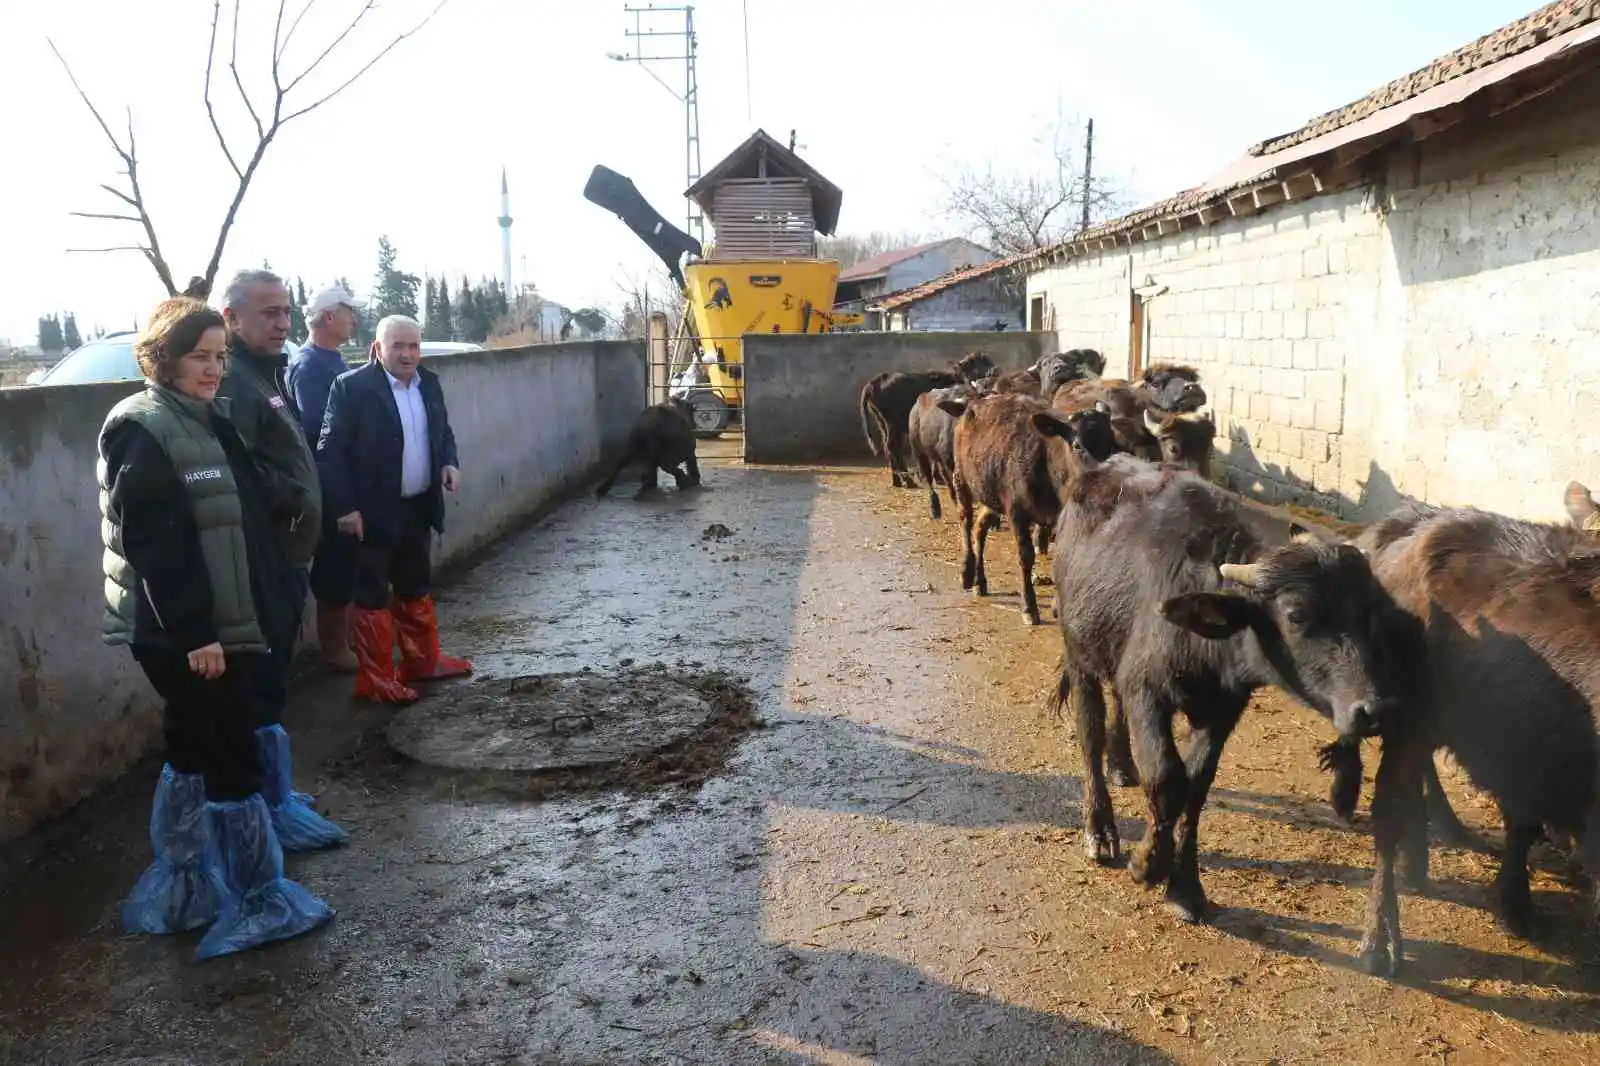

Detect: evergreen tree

[422,276,446,341]
[372,235,421,319]
[456,277,480,342]
[62,312,82,350]
[288,277,308,344]
[38,314,64,353]
[337,275,376,349]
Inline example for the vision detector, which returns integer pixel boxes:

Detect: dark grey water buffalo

[860,351,997,489]
[1046,455,1411,929]
[595,396,701,498]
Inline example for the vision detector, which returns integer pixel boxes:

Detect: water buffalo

[1351,503,1600,974]
[992,348,1106,400]
[1055,364,1209,460]
[1046,456,1410,927]
[937,393,1117,626]
[860,351,997,489]
[908,379,995,520]
[595,395,701,498]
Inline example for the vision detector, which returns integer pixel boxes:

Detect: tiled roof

[1021,0,1600,269]
[868,253,1029,311]
[837,240,947,282]
[1250,0,1600,157]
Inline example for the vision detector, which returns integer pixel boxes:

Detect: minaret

[498,167,514,296]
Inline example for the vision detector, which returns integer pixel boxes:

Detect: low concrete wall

[742,331,1053,464]
[0,340,645,844]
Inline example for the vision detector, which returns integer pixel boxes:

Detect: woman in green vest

[99,296,335,960]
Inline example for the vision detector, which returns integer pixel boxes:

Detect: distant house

[833,237,999,327]
[868,255,1028,333]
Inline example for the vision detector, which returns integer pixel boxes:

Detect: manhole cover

[385,666,751,778]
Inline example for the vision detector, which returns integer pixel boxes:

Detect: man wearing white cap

[287,285,363,671]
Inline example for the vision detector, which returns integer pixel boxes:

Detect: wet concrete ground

[2,449,1599,1064]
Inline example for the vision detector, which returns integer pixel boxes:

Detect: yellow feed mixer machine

[584,129,861,437]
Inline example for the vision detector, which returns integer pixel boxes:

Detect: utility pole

[1080,119,1095,234]
[610,5,704,246]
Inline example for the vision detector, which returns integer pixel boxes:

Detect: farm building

[833,237,999,326]
[1024,0,1600,524]
[868,255,1028,332]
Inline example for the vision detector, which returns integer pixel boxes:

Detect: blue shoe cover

[255,724,349,850]
[121,764,222,934]
[194,794,335,961]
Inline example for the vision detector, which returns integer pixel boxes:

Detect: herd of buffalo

[853,349,1600,977]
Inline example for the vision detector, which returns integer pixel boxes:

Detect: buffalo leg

[1166,703,1244,923]
[1065,669,1118,864]
[1013,508,1040,625]
[1358,735,1428,976]
[1035,520,1053,555]
[1127,694,1183,890]
[1424,760,1478,849]
[887,424,912,488]
[637,460,661,497]
[916,449,940,519]
[1105,688,1140,787]
[956,483,978,591]
[593,446,636,498]
[1495,816,1540,938]
[684,453,702,488]
[973,507,998,597]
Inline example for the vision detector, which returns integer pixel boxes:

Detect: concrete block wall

[742,331,1052,464]
[1349,136,1600,522]
[1025,70,1600,525]
[0,340,645,844]
[1028,254,1129,369]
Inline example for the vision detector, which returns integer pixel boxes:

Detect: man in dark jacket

[216,268,346,851]
[317,314,473,704]
[287,283,363,672]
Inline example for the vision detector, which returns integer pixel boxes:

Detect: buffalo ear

[1031,411,1075,441]
[937,399,968,418]
[1159,592,1254,639]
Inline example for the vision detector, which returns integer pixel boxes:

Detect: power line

[742,0,752,124]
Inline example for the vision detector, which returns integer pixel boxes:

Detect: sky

[0,0,1545,346]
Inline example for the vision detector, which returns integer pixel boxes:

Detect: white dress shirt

[385,367,432,498]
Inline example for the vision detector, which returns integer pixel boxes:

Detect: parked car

[22,334,481,387]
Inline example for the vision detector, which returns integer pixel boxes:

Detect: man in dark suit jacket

[316,315,473,704]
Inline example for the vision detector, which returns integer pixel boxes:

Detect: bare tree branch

[99,183,140,207]
[281,0,447,123]
[935,110,1131,256]
[57,0,449,297]
[203,2,245,179]
[229,0,266,141]
[280,0,377,96]
[277,0,316,62]
[67,245,152,255]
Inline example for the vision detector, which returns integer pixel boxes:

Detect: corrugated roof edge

[1017,8,1600,273]
[1249,0,1600,157]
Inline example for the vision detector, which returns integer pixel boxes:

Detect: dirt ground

[1,448,1598,1065]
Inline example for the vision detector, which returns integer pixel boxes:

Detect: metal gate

[647,310,747,463]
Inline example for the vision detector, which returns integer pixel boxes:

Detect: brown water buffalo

[1054,363,1209,459]
[860,351,997,488]
[992,348,1106,399]
[909,379,995,520]
[1046,455,1411,929]
[595,396,701,498]
[1350,503,1600,974]
[937,393,1117,626]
